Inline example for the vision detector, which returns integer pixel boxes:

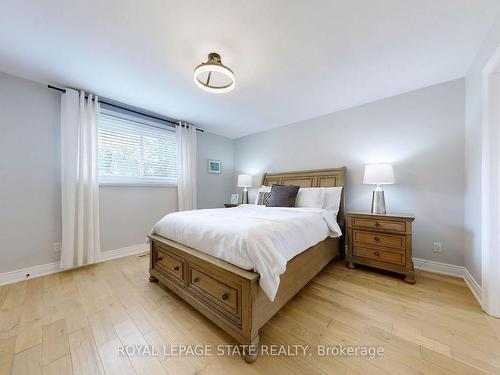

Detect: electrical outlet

[433,242,442,253]
[53,242,62,252]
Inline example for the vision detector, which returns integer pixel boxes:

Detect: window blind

[98,109,177,185]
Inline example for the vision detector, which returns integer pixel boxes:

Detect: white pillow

[254,185,272,205]
[295,188,324,208]
[322,187,343,211]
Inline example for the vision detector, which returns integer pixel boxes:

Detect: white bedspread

[151,204,341,301]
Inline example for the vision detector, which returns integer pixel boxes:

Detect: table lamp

[363,163,394,214]
[237,174,253,204]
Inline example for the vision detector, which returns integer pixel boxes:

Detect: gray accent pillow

[266,184,300,207]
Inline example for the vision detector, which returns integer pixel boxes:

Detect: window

[98,108,177,185]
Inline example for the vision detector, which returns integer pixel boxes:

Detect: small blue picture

[208,160,221,173]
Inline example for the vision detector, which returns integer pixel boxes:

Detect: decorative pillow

[295,188,325,208]
[254,185,272,205]
[266,184,300,207]
[256,191,272,205]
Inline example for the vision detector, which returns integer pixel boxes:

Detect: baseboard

[463,267,482,304]
[413,257,482,304]
[100,243,148,261]
[412,258,464,278]
[0,262,61,286]
[0,243,149,286]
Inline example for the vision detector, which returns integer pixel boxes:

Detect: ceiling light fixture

[193,53,235,94]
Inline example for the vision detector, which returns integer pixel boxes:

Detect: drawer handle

[173,266,180,271]
[374,251,380,256]
[374,222,380,227]
[374,236,380,242]
[158,256,163,261]
[221,293,229,301]
[193,277,199,283]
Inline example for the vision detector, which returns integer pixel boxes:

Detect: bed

[148,167,346,361]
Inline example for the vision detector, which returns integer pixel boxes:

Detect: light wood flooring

[0,253,499,375]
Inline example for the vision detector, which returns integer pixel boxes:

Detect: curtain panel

[60,89,101,268]
[176,123,197,211]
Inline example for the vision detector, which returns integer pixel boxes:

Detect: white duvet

[151,204,341,301]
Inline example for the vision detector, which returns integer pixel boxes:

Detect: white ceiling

[0,1,499,138]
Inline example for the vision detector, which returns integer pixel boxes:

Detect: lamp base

[371,189,386,214]
[242,189,249,204]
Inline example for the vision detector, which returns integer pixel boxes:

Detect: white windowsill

[99,177,177,187]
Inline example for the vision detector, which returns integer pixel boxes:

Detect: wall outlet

[433,242,442,253]
[53,242,62,252]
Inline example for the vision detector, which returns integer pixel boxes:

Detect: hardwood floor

[0,253,499,374]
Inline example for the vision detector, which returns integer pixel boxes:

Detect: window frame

[97,108,178,187]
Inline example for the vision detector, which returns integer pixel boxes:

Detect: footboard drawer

[187,265,241,324]
[152,243,185,285]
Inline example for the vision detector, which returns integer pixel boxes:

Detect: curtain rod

[48,85,203,132]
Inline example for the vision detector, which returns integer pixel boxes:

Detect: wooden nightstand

[224,203,239,208]
[346,212,416,284]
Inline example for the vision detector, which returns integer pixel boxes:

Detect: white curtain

[60,89,101,268]
[176,122,197,211]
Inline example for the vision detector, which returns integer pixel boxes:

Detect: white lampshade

[363,164,395,185]
[237,174,253,188]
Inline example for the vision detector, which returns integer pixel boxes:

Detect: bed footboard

[147,234,339,362]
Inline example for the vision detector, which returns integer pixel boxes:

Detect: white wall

[464,20,500,284]
[0,71,62,273]
[99,186,177,251]
[0,72,234,273]
[197,131,234,209]
[234,79,465,266]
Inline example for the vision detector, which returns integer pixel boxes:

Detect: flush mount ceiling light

[193,53,235,94]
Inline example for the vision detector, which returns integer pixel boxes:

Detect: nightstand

[346,212,416,284]
[224,203,239,208]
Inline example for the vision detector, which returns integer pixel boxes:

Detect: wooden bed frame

[148,167,346,362]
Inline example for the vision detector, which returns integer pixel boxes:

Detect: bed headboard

[261,167,347,229]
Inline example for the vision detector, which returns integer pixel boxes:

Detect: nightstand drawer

[351,217,406,233]
[353,230,405,249]
[353,245,405,265]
